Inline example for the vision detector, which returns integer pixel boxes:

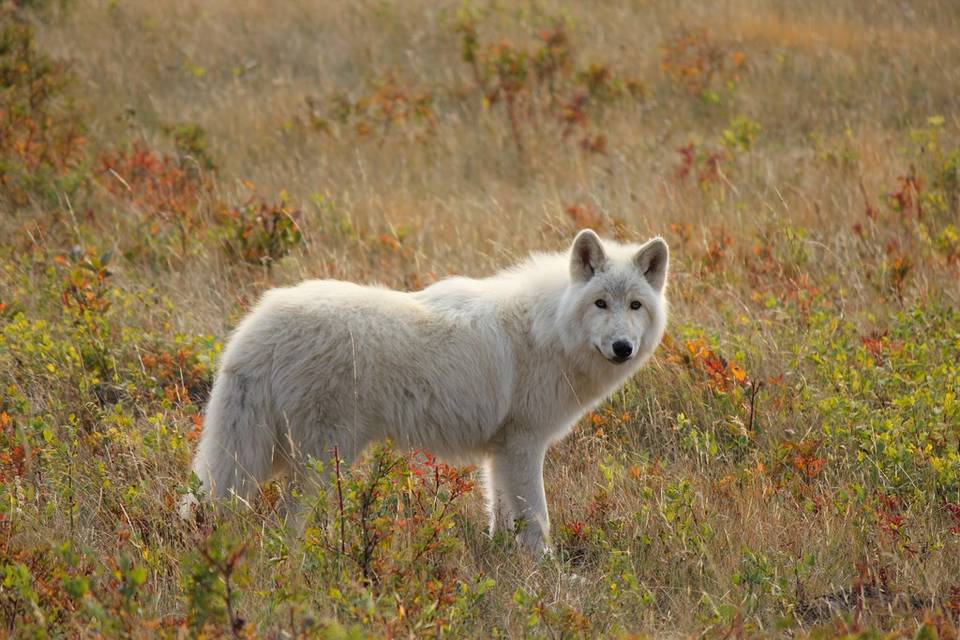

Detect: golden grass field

[2,0,960,637]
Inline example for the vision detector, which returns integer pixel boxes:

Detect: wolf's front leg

[488,442,551,557]
[483,458,514,537]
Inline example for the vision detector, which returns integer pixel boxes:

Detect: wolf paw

[562,572,588,587]
[178,492,200,522]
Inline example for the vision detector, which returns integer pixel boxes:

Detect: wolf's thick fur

[185,229,669,554]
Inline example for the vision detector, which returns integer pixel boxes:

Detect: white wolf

[184,229,668,555]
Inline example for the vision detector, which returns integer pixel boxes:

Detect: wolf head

[560,229,669,366]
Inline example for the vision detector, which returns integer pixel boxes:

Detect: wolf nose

[612,341,633,359]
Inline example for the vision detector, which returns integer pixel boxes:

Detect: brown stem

[334,446,346,556]
[504,90,525,158]
[747,381,763,433]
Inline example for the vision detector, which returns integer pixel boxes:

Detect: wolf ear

[570,229,607,282]
[634,237,669,292]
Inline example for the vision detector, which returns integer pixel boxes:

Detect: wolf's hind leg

[187,372,278,510]
[192,434,275,507]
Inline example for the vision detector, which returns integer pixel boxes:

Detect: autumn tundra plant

[0,20,86,205]
[659,27,748,104]
[301,75,436,146]
[300,10,644,159]
[455,9,644,157]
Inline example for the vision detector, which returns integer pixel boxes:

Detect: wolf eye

[594,299,607,309]
[630,300,642,310]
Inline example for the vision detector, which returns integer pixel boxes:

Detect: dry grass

[2,0,960,637]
